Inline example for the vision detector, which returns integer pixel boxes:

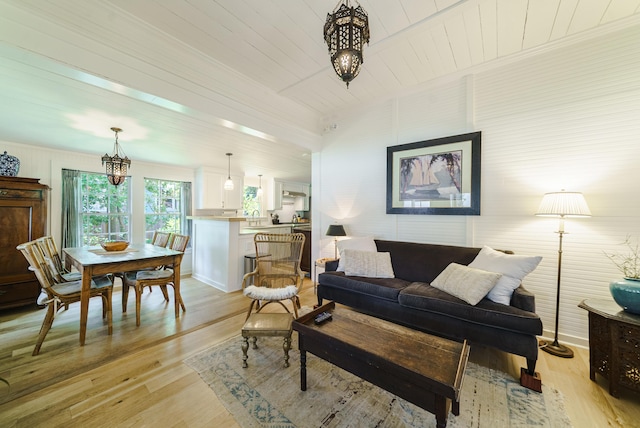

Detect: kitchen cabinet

[294,184,310,211]
[0,176,49,309]
[195,167,243,210]
[274,181,310,211]
[268,180,284,211]
[293,227,311,273]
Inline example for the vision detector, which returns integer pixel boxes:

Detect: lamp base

[539,339,574,358]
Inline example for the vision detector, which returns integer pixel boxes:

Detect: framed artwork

[386,132,481,215]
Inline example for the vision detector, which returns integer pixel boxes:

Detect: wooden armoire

[0,176,49,309]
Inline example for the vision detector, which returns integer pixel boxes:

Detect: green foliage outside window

[243,186,260,216]
[144,178,182,243]
[80,173,130,245]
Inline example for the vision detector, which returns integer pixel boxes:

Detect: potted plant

[605,236,640,314]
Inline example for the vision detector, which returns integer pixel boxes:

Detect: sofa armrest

[325,259,339,272]
[510,285,536,313]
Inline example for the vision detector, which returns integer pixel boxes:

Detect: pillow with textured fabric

[468,246,542,305]
[431,263,503,305]
[342,249,394,278]
[337,236,377,272]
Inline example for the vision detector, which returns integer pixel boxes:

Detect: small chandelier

[323,0,370,88]
[101,127,131,186]
[224,153,234,190]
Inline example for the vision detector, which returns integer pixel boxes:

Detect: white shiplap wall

[315,23,640,347]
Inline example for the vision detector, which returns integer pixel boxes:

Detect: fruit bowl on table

[100,241,129,252]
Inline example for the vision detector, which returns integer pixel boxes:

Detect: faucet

[251,209,260,218]
[249,209,260,226]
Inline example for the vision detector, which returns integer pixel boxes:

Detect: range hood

[283,190,307,197]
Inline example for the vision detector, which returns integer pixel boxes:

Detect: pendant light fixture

[323,0,370,88]
[224,153,234,191]
[101,127,131,186]
[256,174,263,197]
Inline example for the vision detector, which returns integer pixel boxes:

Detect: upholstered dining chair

[17,240,113,355]
[122,233,189,326]
[242,233,306,320]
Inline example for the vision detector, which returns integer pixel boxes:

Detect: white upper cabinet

[195,167,243,210]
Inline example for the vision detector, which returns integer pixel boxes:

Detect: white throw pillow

[431,263,503,305]
[342,249,395,278]
[336,236,377,272]
[468,246,542,305]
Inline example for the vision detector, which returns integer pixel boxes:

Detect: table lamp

[326,225,346,259]
[536,190,591,358]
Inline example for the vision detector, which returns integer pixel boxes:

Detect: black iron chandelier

[323,0,370,88]
[101,127,131,186]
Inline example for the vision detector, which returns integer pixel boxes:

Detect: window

[144,178,191,244]
[80,172,131,245]
[243,185,261,216]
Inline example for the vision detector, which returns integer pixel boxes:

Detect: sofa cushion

[431,263,502,305]
[375,240,482,283]
[336,236,377,272]
[343,249,395,278]
[319,271,410,301]
[398,282,542,335]
[468,246,542,305]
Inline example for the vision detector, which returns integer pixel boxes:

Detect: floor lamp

[536,190,591,358]
[326,225,346,259]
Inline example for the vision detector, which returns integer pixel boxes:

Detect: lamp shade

[326,225,346,237]
[535,190,591,217]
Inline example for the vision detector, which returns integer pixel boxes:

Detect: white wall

[2,140,195,273]
[314,24,640,347]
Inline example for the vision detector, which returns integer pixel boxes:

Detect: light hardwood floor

[0,277,639,427]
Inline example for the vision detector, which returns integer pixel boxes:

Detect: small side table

[313,258,336,293]
[578,298,640,397]
[241,312,293,368]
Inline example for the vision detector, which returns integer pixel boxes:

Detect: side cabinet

[0,177,49,309]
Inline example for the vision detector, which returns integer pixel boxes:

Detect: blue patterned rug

[185,336,572,427]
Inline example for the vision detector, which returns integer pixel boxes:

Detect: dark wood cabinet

[293,227,311,273]
[0,176,49,309]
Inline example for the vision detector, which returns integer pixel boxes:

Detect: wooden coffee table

[293,302,469,428]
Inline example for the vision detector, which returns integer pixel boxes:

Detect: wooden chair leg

[159,284,170,302]
[105,288,113,335]
[122,283,130,313]
[245,300,257,320]
[33,304,56,356]
[135,282,143,327]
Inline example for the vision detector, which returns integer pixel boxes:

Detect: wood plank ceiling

[0,0,638,180]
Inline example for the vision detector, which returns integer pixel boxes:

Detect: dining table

[63,243,184,345]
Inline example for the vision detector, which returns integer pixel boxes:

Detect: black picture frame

[386,132,481,215]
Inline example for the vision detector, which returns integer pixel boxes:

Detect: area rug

[185,336,572,427]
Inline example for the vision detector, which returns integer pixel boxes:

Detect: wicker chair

[35,236,82,282]
[115,230,172,297]
[16,240,113,355]
[242,233,306,319]
[122,233,189,326]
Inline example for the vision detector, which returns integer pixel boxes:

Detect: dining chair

[17,240,114,355]
[36,236,82,282]
[115,230,172,292]
[242,233,306,320]
[122,234,190,326]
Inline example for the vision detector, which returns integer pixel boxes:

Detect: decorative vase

[0,151,20,176]
[609,278,640,315]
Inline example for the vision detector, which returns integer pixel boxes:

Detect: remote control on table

[314,311,333,324]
